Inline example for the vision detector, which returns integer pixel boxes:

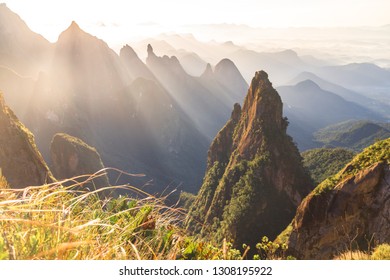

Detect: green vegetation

[177,191,196,211]
[0,169,9,188]
[302,148,355,185]
[371,244,390,260]
[335,243,390,260]
[0,174,257,260]
[314,138,390,195]
[314,120,390,151]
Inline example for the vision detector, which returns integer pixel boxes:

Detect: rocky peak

[120,44,139,59]
[200,63,213,79]
[50,133,110,190]
[284,138,390,259]
[0,92,54,188]
[187,71,312,249]
[147,44,155,57]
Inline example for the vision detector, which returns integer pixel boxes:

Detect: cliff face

[284,138,390,259]
[50,133,109,189]
[188,71,312,248]
[0,92,53,188]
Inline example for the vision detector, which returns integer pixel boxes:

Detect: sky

[3,0,390,44]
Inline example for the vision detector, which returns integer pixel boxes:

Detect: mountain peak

[201,63,213,78]
[147,44,155,56]
[120,44,139,59]
[243,70,280,120]
[296,79,321,90]
[69,20,80,30]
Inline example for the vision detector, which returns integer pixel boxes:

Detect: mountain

[119,44,156,81]
[276,80,382,150]
[50,133,110,189]
[146,44,245,139]
[281,138,390,259]
[0,92,54,188]
[314,120,390,151]
[290,71,390,118]
[187,71,313,249]
[0,3,52,76]
[228,49,310,85]
[24,22,209,193]
[313,63,390,95]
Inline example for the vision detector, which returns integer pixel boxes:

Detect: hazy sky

[4,0,390,43]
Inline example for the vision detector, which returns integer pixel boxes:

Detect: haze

[4,0,390,43]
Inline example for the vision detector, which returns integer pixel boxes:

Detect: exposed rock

[187,71,313,249]
[285,138,390,259]
[0,92,53,188]
[50,133,109,189]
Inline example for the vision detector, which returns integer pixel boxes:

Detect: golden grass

[0,172,190,260]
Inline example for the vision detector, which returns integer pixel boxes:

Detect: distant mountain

[276,80,382,150]
[119,44,156,81]
[313,63,390,93]
[0,3,52,76]
[23,22,209,193]
[289,71,390,117]
[282,138,390,259]
[314,120,390,151]
[228,49,310,85]
[187,71,312,249]
[146,44,246,139]
[0,92,54,188]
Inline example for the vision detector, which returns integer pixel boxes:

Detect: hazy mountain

[0,66,35,119]
[119,44,156,81]
[0,3,52,76]
[146,44,245,139]
[0,92,54,188]
[23,22,209,193]
[313,63,390,97]
[187,71,313,249]
[228,49,310,85]
[289,72,390,117]
[277,80,382,150]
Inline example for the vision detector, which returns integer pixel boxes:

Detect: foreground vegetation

[1,166,389,260]
[0,172,266,260]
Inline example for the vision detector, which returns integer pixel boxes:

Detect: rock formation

[187,71,313,249]
[283,138,390,259]
[0,92,53,188]
[50,133,109,189]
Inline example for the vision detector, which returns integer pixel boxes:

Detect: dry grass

[0,171,191,260]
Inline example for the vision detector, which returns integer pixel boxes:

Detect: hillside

[314,120,390,151]
[0,92,54,188]
[281,138,390,259]
[302,148,355,185]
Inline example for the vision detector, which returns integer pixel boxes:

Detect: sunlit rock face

[187,71,313,249]
[0,92,54,188]
[285,139,390,259]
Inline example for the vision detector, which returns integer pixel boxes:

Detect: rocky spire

[187,71,313,250]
